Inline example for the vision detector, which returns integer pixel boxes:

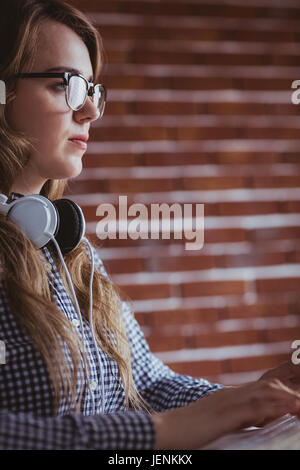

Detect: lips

[69,134,88,142]
[68,134,88,150]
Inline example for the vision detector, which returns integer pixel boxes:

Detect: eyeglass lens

[67,76,86,111]
[67,75,105,116]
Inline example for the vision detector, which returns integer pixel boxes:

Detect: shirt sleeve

[121,301,223,412]
[0,409,155,450]
[87,243,223,412]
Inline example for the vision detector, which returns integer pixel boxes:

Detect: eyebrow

[43,66,93,82]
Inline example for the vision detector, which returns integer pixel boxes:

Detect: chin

[68,165,83,179]
[47,167,82,182]
[59,160,83,179]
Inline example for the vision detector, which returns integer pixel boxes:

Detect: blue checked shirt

[0,242,222,449]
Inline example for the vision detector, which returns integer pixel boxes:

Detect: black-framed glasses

[16,72,107,118]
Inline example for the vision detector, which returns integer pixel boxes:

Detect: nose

[74,96,100,124]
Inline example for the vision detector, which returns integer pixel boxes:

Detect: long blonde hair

[0,0,147,413]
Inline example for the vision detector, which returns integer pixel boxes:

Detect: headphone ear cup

[52,198,86,254]
[6,194,58,249]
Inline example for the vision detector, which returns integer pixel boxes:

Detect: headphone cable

[47,234,105,414]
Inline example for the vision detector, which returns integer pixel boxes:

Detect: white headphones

[0,192,85,253]
[0,192,105,413]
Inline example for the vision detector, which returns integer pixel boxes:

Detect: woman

[0,0,299,450]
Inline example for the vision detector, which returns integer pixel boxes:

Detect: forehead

[32,20,93,80]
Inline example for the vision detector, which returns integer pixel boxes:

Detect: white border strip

[107,0,300,7]
[105,63,300,78]
[154,340,293,362]
[88,12,300,31]
[86,139,300,155]
[107,89,291,103]
[112,263,300,285]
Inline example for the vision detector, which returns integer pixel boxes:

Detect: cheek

[8,88,70,149]
[9,83,50,125]
[7,85,38,132]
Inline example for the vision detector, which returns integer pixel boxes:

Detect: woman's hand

[152,378,300,449]
[259,361,300,389]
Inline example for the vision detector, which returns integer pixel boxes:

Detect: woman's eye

[52,82,65,91]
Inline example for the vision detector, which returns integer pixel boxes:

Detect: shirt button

[45,263,52,273]
[89,381,98,391]
[71,319,80,327]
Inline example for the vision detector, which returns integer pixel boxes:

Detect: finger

[268,379,300,400]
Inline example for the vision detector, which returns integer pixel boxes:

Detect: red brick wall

[70,0,300,385]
